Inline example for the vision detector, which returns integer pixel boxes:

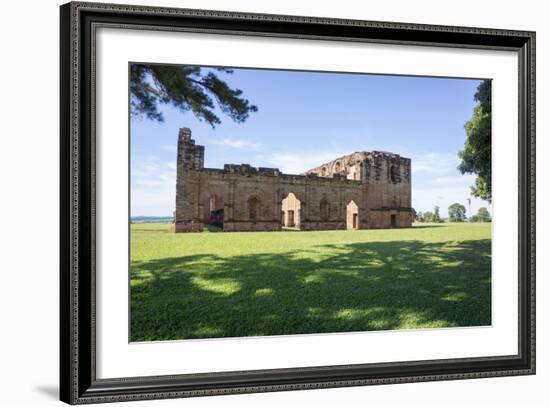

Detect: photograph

[56,2,536,403]
[129,63,493,342]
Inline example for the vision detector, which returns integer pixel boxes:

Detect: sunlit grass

[130,222,491,341]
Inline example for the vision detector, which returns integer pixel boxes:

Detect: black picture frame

[60,2,536,404]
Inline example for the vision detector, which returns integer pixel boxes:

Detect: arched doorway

[204,194,224,229]
[281,192,301,230]
[346,200,359,230]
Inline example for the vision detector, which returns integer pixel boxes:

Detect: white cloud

[431,174,476,185]
[210,137,262,150]
[410,151,459,174]
[131,156,176,216]
[265,151,348,174]
[407,152,488,217]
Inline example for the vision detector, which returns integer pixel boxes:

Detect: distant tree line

[414,204,491,223]
[415,206,442,223]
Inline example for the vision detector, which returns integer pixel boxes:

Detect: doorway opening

[282,192,301,230]
[203,194,224,231]
[346,200,359,230]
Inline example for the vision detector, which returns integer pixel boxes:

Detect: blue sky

[131,66,489,217]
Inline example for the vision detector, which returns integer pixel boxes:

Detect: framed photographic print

[60,1,535,404]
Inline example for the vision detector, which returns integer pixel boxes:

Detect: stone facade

[175,128,413,232]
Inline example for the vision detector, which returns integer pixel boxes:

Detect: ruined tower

[177,127,204,170]
[174,128,205,232]
[362,152,412,228]
[305,151,413,228]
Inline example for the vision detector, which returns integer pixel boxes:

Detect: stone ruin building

[175,127,413,232]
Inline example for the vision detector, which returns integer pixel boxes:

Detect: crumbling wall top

[178,127,193,142]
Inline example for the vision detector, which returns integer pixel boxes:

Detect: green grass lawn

[130,222,491,341]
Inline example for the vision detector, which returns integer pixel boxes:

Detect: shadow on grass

[130,239,491,341]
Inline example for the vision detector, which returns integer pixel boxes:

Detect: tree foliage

[416,207,443,223]
[458,80,492,201]
[448,203,467,222]
[470,207,492,222]
[433,206,442,223]
[130,64,258,127]
[422,211,434,222]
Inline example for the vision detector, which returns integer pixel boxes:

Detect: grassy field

[130,222,491,341]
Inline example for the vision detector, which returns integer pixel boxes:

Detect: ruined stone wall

[174,128,413,232]
[306,152,367,181]
[176,168,367,232]
[367,209,413,229]
[304,150,413,229]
